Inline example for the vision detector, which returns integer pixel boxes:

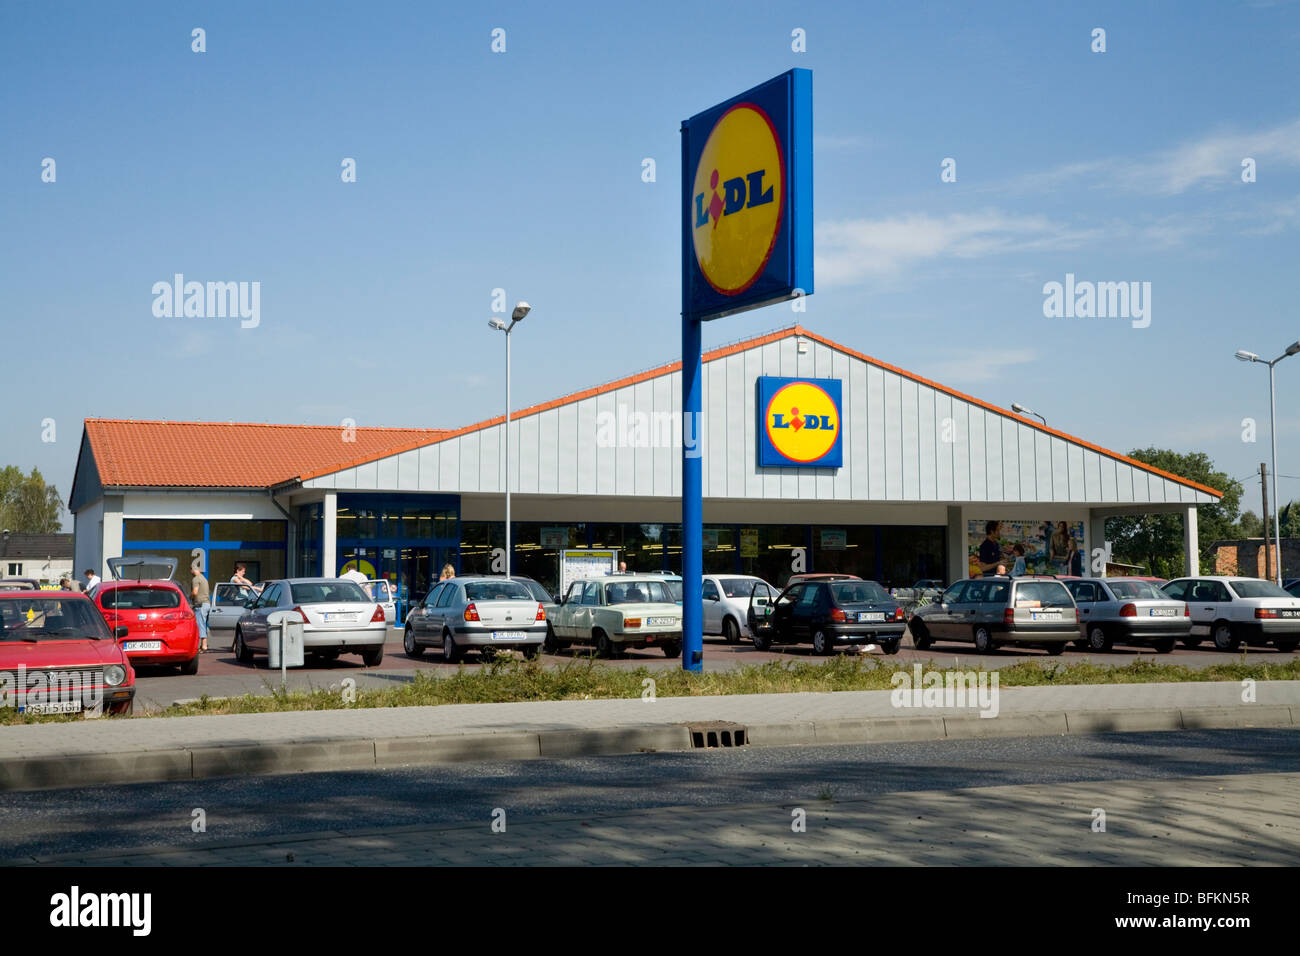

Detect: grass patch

[5,654,1299,723]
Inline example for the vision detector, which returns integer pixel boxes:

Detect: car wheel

[1153,637,1176,654]
[1088,625,1112,652]
[1274,639,1298,653]
[1212,622,1240,652]
[910,620,932,650]
[360,644,384,667]
[179,653,199,676]
[543,622,559,654]
[880,639,901,656]
[722,617,741,644]
[403,626,423,658]
[750,628,772,651]
[973,626,996,654]
[1044,642,1066,656]
[234,628,253,663]
[661,641,682,658]
[442,631,462,663]
[595,630,615,659]
[522,644,541,660]
[1181,637,1202,649]
[812,629,834,656]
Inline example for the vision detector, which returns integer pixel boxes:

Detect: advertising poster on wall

[967,520,1084,577]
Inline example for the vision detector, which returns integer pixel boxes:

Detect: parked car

[1160,576,1300,651]
[547,575,682,658]
[0,578,39,590]
[1062,577,1189,653]
[93,578,201,675]
[0,588,136,715]
[510,576,559,635]
[234,578,388,666]
[365,579,397,625]
[909,576,1079,654]
[702,574,772,642]
[748,578,905,655]
[206,582,256,640]
[785,572,862,586]
[404,575,547,662]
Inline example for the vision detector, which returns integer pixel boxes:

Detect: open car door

[747,581,777,649]
[107,555,178,582]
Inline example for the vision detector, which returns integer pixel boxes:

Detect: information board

[558,549,620,598]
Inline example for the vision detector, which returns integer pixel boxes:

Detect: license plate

[858,612,885,622]
[492,631,526,640]
[323,613,356,622]
[1149,608,1177,617]
[24,701,84,715]
[648,617,676,626]
[1031,611,1061,621]
[1279,610,1300,618]
[123,640,162,651]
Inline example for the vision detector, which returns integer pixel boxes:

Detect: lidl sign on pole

[681,69,813,321]
[680,69,812,674]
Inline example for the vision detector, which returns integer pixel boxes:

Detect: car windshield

[1013,581,1073,608]
[514,579,552,603]
[829,581,891,604]
[0,597,112,641]
[101,586,182,610]
[1106,580,1167,600]
[290,581,372,604]
[1229,579,1291,599]
[605,581,673,604]
[719,578,763,598]
[463,581,532,602]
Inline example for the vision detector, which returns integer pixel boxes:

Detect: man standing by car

[83,568,101,596]
[192,566,211,652]
[341,564,368,586]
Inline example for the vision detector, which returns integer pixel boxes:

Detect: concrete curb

[0,705,1295,793]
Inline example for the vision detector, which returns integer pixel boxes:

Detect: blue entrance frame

[122,520,286,572]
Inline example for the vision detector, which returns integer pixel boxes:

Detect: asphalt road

[130,625,1292,710]
[2,728,1297,860]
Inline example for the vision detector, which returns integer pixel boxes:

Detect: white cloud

[918,348,1039,387]
[816,210,1099,285]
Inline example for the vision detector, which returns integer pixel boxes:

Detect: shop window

[123,519,204,543]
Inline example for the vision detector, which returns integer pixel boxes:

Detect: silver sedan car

[1064,577,1190,653]
[402,575,547,662]
[233,578,387,666]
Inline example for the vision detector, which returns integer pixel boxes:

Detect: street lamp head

[1011,403,1028,415]
[1235,350,1259,362]
[512,301,531,322]
[1286,341,1300,357]
[488,317,507,331]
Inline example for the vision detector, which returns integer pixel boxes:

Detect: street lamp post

[1235,341,1300,585]
[1011,402,1047,427]
[488,301,531,578]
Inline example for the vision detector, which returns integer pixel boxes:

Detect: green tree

[1105,449,1243,578]
[1237,509,1264,538]
[0,466,65,534]
[1279,501,1300,539]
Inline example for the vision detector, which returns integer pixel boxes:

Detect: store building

[69,325,1219,620]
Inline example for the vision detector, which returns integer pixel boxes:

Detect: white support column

[322,492,338,578]
[101,495,124,578]
[1088,513,1107,577]
[1184,505,1199,577]
[946,506,965,584]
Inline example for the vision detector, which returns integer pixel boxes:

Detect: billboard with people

[967,519,1084,577]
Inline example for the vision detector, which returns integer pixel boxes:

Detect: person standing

[191,567,211,652]
[230,563,254,587]
[83,568,102,596]
[1010,544,1027,578]
[341,565,368,586]
[439,564,456,582]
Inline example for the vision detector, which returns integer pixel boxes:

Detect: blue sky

[4,0,1300,527]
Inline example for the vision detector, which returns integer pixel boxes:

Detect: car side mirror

[553,594,562,605]
[114,625,128,638]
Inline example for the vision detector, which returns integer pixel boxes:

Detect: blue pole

[682,316,703,672]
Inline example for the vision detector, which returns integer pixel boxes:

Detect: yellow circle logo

[691,103,785,295]
[765,382,838,463]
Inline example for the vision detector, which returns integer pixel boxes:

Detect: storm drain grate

[686,722,748,749]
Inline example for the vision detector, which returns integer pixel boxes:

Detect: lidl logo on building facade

[691,104,784,296]
[681,69,813,321]
[757,376,842,468]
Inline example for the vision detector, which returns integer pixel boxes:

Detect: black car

[748,578,905,655]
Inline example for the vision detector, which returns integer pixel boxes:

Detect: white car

[1161,576,1300,652]
[702,574,772,642]
[233,577,388,665]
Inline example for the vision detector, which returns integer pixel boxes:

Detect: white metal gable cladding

[300,332,1216,507]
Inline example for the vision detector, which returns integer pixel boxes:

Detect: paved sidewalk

[15,771,1297,866]
[3,682,1297,791]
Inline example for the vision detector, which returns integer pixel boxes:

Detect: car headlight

[103,665,126,687]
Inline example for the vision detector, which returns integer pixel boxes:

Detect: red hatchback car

[0,589,137,716]
[94,579,200,675]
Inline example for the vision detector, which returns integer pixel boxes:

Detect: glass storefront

[123,519,287,589]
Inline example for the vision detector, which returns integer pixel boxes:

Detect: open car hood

[107,555,178,582]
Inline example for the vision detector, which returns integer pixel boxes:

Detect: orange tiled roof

[83,419,449,489]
